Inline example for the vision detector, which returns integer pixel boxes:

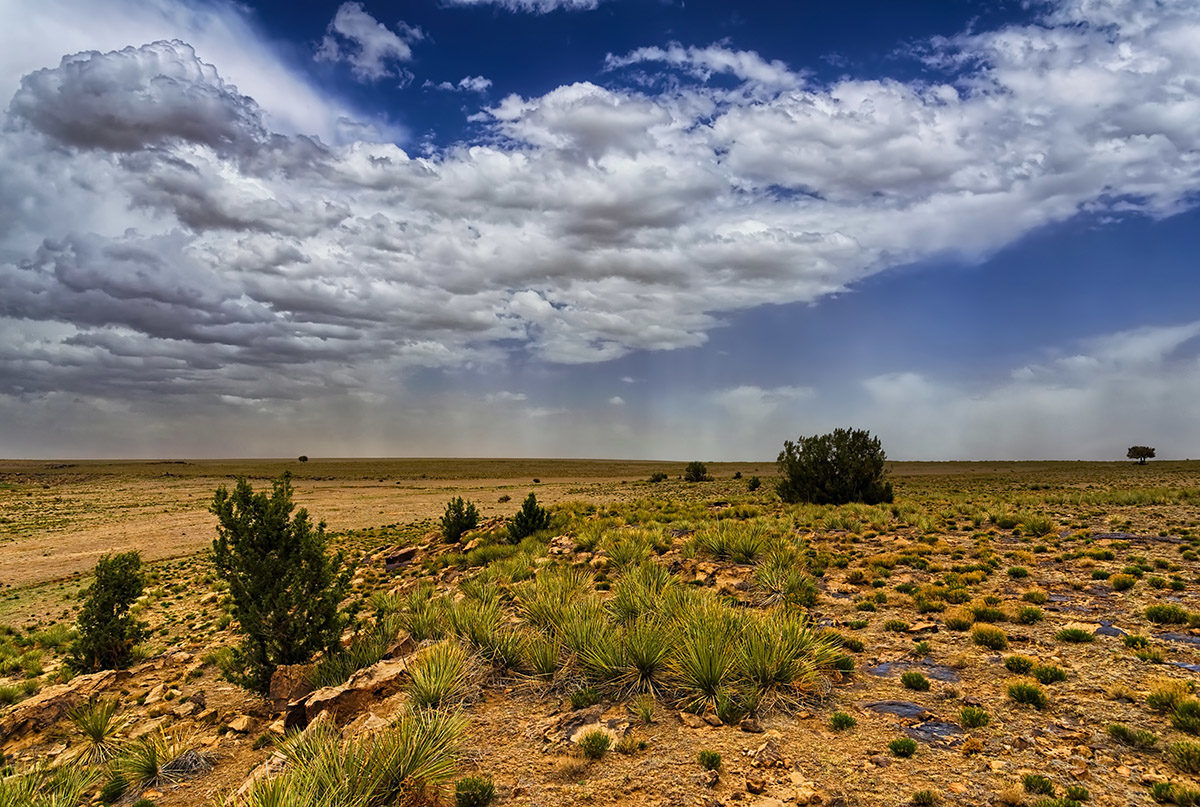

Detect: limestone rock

[299,655,410,726]
[0,669,123,741]
[679,711,707,729]
[269,663,316,711]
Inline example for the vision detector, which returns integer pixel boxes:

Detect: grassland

[1,458,1199,806]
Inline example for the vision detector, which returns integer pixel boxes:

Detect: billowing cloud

[428,75,493,93]
[2,0,1200,457]
[441,0,602,13]
[315,2,423,82]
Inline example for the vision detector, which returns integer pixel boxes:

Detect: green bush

[1017,606,1044,625]
[1169,740,1200,774]
[70,552,147,672]
[1024,774,1054,795]
[697,750,722,770]
[830,711,857,731]
[1008,566,1029,578]
[971,624,1008,650]
[901,671,930,692]
[455,775,495,807]
[960,705,989,728]
[1009,681,1047,710]
[1146,605,1190,624]
[888,737,917,758]
[1005,655,1034,674]
[912,791,941,807]
[210,473,350,693]
[1064,785,1089,802]
[441,497,480,542]
[747,476,762,492]
[684,462,710,483]
[1055,627,1094,643]
[1111,574,1136,591]
[508,493,550,542]
[648,472,668,483]
[1172,699,1200,735]
[884,620,910,632]
[578,729,612,760]
[570,686,600,710]
[775,428,893,505]
[1032,664,1068,685]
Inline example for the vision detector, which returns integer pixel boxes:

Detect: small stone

[746,776,767,794]
[679,711,707,728]
[740,717,764,733]
[144,684,166,705]
[227,714,254,733]
[692,770,720,789]
[869,755,891,768]
[703,713,723,727]
[948,783,968,794]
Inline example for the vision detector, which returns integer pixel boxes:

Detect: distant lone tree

[441,496,480,542]
[508,492,550,542]
[70,552,146,672]
[1127,445,1156,465]
[776,427,894,505]
[684,461,710,483]
[298,455,308,463]
[211,472,350,693]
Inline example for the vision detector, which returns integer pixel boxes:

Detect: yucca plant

[620,616,673,695]
[737,616,812,711]
[117,729,209,789]
[240,708,465,807]
[669,605,737,712]
[521,631,561,679]
[754,549,818,609]
[0,764,97,807]
[577,625,626,686]
[67,698,126,765]
[516,566,590,632]
[608,563,674,624]
[446,599,501,653]
[408,642,470,709]
[556,596,610,657]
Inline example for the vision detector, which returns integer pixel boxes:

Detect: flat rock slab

[865,661,960,682]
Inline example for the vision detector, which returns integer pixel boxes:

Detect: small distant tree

[211,472,350,693]
[684,461,710,483]
[441,496,480,542]
[1127,446,1156,465]
[776,427,894,505]
[648,472,668,483]
[298,455,308,463]
[747,476,762,492]
[70,552,146,672]
[508,492,550,542]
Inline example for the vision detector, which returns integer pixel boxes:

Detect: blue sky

[1,0,1199,460]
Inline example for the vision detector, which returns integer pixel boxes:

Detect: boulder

[298,655,410,726]
[383,546,418,572]
[269,663,316,711]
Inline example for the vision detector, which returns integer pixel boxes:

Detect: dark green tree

[1127,445,1156,464]
[776,427,894,505]
[211,472,350,693]
[684,461,709,483]
[70,552,146,671]
[441,496,480,542]
[508,492,550,542]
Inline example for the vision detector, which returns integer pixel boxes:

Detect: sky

[1,0,1199,461]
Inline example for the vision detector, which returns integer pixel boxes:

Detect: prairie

[1,458,1198,807]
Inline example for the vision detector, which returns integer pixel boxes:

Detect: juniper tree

[508,492,550,542]
[70,551,147,671]
[776,427,893,505]
[211,472,350,693]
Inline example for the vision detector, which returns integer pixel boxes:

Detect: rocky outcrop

[290,655,411,728]
[0,669,126,740]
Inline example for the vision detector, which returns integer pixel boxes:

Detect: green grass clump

[1009,681,1048,710]
[888,737,917,758]
[1064,785,1089,802]
[1107,723,1157,749]
[455,775,495,807]
[1146,605,1190,625]
[884,619,910,632]
[1055,627,1094,643]
[1110,574,1136,591]
[1148,680,1192,713]
[1024,774,1055,795]
[1169,740,1200,774]
[578,729,612,760]
[960,706,990,728]
[830,711,857,731]
[901,671,930,691]
[1031,664,1068,685]
[971,624,1008,650]
[1123,634,1151,649]
[912,790,941,806]
[1008,566,1029,578]
[942,607,973,631]
[1016,606,1044,624]
[1004,655,1034,674]
[569,686,601,710]
[697,750,722,770]
[1172,699,1200,735]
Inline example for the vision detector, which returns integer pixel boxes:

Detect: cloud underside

[1,0,1200,415]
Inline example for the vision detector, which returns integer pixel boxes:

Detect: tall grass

[408,642,470,709]
[0,764,96,807]
[67,698,125,764]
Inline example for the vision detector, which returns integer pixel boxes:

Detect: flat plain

[2,458,1199,807]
